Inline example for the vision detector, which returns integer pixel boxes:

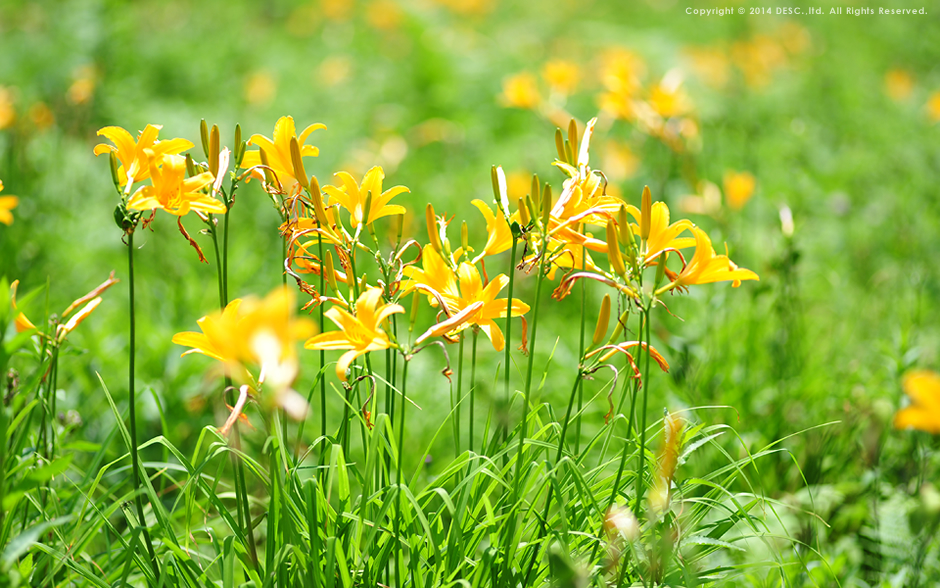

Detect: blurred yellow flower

[67,65,96,105]
[731,35,787,89]
[304,287,404,381]
[241,116,326,189]
[723,170,756,210]
[323,166,408,228]
[94,124,194,187]
[0,180,17,226]
[173,287,315,417]
[926,91,940,123]
[647,70,691,118]
[894,370,940,434]
[245,71,277,106]
[28,102,54,131]
[603,140,639,181]
[679,180,721,216]
[542,60,580,95]
[668,226,759,290]
[500,73,541,109]
[322,0,354,21]
[128,154,225,217]
[884,69,914,102]
[367,0,403,30]
[684,46,730,89]
[0,86,15,130]
[599,48,645,95]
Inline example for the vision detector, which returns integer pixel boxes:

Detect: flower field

[1,1,939,586]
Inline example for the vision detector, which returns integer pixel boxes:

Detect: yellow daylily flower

[542,60,580,95]
[401,245,460,304]
[627,201,695,264]
[93,124,193,187]
[723,171,756,210]
[0,179,16,226]
[128,153,224,216]
[304,287,404,381]
[667,226,759,290]
[241,116,326,189]
[322,166,408,228]
[173,287,316,418]
[500,72,541,109]
[10,273,118,339]
[894,370,940,434]
[470,199,512,262]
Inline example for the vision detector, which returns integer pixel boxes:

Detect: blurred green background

[3,0,940,582]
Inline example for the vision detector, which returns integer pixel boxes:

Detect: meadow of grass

[1,0,940,586]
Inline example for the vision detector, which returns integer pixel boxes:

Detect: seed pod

[593,294,611,346]
[640,185,652,240]
[426,203,444,255]
[606,221,626,277]
[290,137,309,189]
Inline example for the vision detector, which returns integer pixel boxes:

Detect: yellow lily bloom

[11,273,118,339]
[304,287,404,381]
[627,201,695,263]
[894,370,940,434]
[93,124,193,187]
[401,245,460,304]
[241,116,326,189]
[0,179,16,226]
[670,226,759,289]
[322,166,408,228]
[128,153,224,216]
[470,199,512,262]
[173,287,315,418]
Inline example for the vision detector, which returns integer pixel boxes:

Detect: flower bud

[654,251,668,288]
[568,118,579,164]
[618,205,631,247]
[258,149,275,184]
[209,124,220,178]
[517,196,530,226]
[310,176,329,228]
[290,137,309,189]
[541,183,552,228]
[461,220,469,251]
[362,190,373,225]
[185,153,197,178]
[324,250,338,292]
[234,123,246,168]
[606,221,626,278]
[108,152,121,190]
[426,203,444,255]
[593,294,611,346]
[199,119,210,159]
[640,185,652,240]
[554,128,567,163]
[409,289,421,331]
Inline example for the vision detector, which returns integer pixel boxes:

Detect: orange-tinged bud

[593,294,611,346]
[640,185,652,240]
[258,149,275,184]
[618,205,631,247]
[606,221,626,277]
[518,196,530,226]
[324,251,338,292]
[568,118,579,164]
[310,176,329,228]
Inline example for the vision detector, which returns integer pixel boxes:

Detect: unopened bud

[362,190,373,225]
[568,119,578,164]
[554,128,567,163]
[593,294,611,347]
[199,119,210,159]
[108,152,121,190]
[259,149,275,184]
[461,220,469,251]
[426,203,444,254]
[541,183,552,228]
[234,123,246,167]
[606,221,626,278]
[310,176,329,228]
[617,205,630,247]
[185,153,197,178]
[654,251,668,288]
[209,124,220,178]
[290,137,309,189]
[640,185,652,240]
[324,251,338,292]
[409,291,421,331]
[517,197,530,226]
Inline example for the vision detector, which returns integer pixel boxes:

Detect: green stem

[634,306,653,513]
[469,329,478,454]
[455,335,464,455]
[501,237,518,449]
[575,243,587,453]
[395,356,410,587]
[127,231,160,578]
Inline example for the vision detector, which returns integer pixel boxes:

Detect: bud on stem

[640,185,652,240]
[592,294,611,347]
